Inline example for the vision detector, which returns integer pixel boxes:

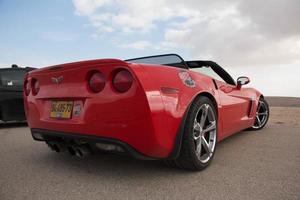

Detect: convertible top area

[186,60,236,85]
[126,54,236,85]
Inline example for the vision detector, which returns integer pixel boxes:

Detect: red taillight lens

[112,69,133,93]
[31,79,40,95]
[89,72,105,93]
[24,80,30,96]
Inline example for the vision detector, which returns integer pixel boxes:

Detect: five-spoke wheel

[164,96,218,170]
[193,104,217,163]
[251,98,269,130]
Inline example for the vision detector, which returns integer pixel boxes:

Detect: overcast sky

[0,0,299,96]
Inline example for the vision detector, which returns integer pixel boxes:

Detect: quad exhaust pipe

[46,141,66,153]
[46,141,92,158]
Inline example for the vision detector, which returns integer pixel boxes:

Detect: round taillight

[89,72,105,93]
[24,80,30,96]
[112,69,133,93]
[32,79,40,95]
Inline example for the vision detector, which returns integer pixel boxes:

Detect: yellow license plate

[50,101,73,119]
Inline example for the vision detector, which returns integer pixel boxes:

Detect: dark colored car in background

[0,65,35,122]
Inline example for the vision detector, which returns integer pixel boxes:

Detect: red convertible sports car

[24,54,269,170]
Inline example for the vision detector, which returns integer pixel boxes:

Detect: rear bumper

[31,128,158,160]
[25,93,182,159]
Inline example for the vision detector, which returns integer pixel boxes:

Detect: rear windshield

[126,54,187,68]
[0,70,25,87]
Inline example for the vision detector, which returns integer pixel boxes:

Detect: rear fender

[130,64,219,158]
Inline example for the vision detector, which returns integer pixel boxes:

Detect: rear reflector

[112,69,133,93]
[95,143,124,152]
[88,72,105,93]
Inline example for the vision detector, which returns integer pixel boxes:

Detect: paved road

[0,107,300,200]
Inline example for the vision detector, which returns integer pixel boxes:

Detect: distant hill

[266,97,300,107]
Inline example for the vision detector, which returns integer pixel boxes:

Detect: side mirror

[237,76,250,88]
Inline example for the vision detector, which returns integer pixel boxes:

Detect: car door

[214,80,251,138]
[188,61,253,139]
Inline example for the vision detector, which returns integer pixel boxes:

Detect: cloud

[238,0,300,38]
[118,40,153,50]
[73,0,112,15]
[73,0,193,33]
[72,0,300,67]
[117,40,179,50]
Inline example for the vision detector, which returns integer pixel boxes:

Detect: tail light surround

[24,80,30,96]
[31,78,40,95]
[88,71,106,93]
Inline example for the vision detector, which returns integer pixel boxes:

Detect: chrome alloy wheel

[252,100,269,129]
[193,104,217,163]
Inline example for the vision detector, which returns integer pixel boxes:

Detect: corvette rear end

[24,59,185,159]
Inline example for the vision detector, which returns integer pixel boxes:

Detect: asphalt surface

[0,107,300,200]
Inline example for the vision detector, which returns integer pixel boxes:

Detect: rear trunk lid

[28,59,128,99]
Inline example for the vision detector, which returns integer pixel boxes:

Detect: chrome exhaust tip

[67,146,76,156]
[74,145,91,158]
[52,144,60,153]
[46,142,60,153]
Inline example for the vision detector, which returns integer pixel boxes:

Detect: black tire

[163,160,179,168]
[248,97,269,131]
[165,96,218,170]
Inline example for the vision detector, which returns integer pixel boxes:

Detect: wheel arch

[194,92,218,117]
[167,91,218,159]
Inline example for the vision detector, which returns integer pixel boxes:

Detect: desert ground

[0,97,299,200]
